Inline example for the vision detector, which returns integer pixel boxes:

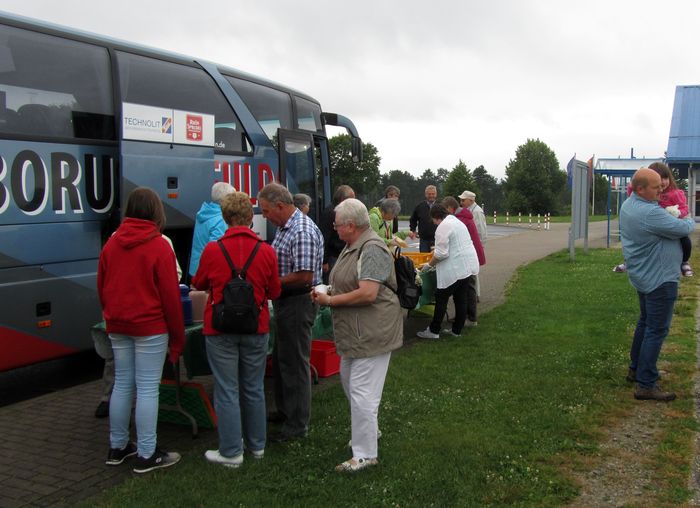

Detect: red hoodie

[97,217,185,362]
[192,226,281,335]
[455,207,486,266]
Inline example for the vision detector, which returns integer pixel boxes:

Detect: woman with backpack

[311,198,403,472]
[192,192,281,468]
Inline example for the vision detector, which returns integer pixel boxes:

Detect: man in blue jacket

[620,167,695,401]
[189,182,235,277]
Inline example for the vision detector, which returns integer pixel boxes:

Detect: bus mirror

[351,137,363,163]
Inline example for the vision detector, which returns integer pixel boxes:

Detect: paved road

[0,220,615,507]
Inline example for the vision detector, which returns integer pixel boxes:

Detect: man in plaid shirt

[258,183,323,442]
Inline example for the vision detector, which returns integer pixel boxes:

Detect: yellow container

[402,251,432,265]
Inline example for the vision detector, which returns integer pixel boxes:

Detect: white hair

[211,182,235,203]
[334,198,369,228]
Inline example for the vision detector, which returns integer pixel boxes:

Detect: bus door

[278,129,320,222]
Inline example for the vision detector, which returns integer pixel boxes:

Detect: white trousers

[340,352,391,460]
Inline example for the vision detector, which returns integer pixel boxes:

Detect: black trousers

[430,276,477,334]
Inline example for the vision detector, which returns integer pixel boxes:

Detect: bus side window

[116,52,249,153]
[225,75,293,147]
[0,24,115,141]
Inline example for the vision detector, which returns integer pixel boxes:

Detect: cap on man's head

[458,190,476,200]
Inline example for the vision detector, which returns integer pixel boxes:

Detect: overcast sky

[3,0,699,180]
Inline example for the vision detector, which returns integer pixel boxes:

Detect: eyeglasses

[333,222,352,230]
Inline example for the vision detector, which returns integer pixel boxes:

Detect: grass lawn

[87,247,698,507]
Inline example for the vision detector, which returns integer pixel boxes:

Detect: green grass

[87,247,697,507]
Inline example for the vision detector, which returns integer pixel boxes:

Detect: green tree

[503,139,566,214]
[472,165,504,213]
[443,160,475,200]
[329,134,381,204]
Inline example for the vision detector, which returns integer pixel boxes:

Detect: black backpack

[211,239,262,334]
[391,247,421,309]
[358,242,421,310]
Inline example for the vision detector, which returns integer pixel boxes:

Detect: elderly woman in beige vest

[311,198,403,472]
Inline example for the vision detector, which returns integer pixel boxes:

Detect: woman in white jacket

[417,203,479,339]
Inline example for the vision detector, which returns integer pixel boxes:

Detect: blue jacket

[188,201,227,276]
[620,192,695,293]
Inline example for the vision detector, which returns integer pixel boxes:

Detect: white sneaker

[205,449,243,468]
[250,449,264,460]
[464,320,478,327]
[441,329,459,337]
[416,327,439,339]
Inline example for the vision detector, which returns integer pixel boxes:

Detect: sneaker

[335,457,378,472]
[205,449,244,468]
[94,401,109,418]
[612,263,627,273]
[625,368,636,383]
[682,263,694,277]
[441,329,459,337]
[132,448,181,474]
[634,384,676,402]
[269,430,307,443]
[464,320,478,328]
[249,449,264,460]
[416,327,439,339]
[106,442,137,466]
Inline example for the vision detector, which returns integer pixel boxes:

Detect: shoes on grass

[612,263,627,273]
[441,329,459,337]
[335,457,378,472]
[464,320,478,328]
[634,384,676,402]
[133,448,181,473]
[105,442,137,466]
[205,449,243,468]
[682,263,694,277]
[416,328,439,339]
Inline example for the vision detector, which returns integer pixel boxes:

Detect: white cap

[458,190,476,200]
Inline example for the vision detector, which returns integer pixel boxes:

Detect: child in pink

[613,163,693,275]
[653,162,693,276]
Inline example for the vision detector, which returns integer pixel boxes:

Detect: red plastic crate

[310,340,340,377]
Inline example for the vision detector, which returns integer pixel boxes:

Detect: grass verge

[86,247,697,507]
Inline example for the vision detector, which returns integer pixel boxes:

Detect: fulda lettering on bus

[215,160,274,205]
[0,150,116,216]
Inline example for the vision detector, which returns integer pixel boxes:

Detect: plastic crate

[310,340,340,377]
[402,251,432,266]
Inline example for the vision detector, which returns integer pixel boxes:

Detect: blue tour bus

[0,11,362,371]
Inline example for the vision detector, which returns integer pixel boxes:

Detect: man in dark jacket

[318,184,355,283]
[409,185,438,252]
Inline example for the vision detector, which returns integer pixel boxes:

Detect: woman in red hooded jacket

[98,187,184,474]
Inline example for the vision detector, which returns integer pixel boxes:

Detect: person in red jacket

[192,192,281,468]
[98,187,184,474]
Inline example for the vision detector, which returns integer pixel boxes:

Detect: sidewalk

[0,221,613,507]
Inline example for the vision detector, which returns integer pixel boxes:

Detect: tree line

[329,134,610,217]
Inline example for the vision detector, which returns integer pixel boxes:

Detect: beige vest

[329,228,403,358]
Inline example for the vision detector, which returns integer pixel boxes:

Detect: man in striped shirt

[258,183,323,442]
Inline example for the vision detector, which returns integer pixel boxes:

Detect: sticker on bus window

[174,110,214,146]
[122,103,173,143]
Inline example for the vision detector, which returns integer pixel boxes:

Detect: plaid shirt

[272,208,323,285]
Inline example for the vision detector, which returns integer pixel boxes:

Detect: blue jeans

[629,282,678,388]
[109,333,168,459]
[206,333,268,457]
